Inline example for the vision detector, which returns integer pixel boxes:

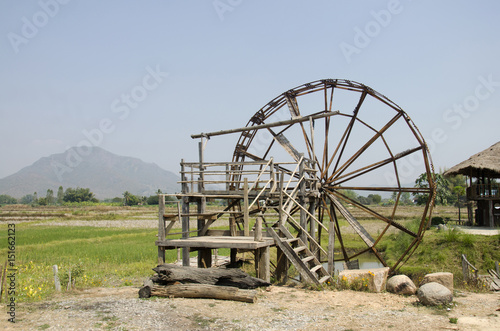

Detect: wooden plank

[156,236,275,250]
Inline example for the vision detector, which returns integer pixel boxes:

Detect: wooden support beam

[198,249,212,268]
[244,178,249,236]
[158,194,166,264]
[191,111,339,139]
[328,221,335,275]
[299,156,307,245]
[255,247,270,282]
[275,246,289,284]
[254,215,263,242]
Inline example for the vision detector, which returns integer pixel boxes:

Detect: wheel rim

[231,79,435,272]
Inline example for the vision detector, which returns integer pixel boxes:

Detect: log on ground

[151,264,270,289]
[144,283,258,303]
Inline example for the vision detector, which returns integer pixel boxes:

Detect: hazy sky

[1,0,499,182]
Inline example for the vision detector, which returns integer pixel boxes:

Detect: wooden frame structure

[444,141,500,228]
[156,79,436,285]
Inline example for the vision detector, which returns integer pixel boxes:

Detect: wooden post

[198,248,212,268]
[299,155,307,244]
[229,216,237,236]
[53,265,61,292]
[254,215,263,241]
[309,198,317,255]
[255,247,270,282]
[197,140,208,268]
[230,249,238,265]
[181,160,190,266]
[198,140,205,193]
[328,221,335,275]
[198,198,211,268]
[488,200,494,228]
[495,261,499,276]
[270,157,275,191]
[279,171,284,225]
[67,270,72,291]
[158,194,166,264]
[244,178,250,237]
[275,247,289,284]
[182,197,190,266]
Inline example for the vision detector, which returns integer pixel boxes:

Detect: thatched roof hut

[444,141,500,178]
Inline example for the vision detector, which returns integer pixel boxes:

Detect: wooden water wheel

[230,79,436,272]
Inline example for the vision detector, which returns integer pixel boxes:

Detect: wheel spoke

[325,190,376,248]
[321,196,348,260]
[269,129,302,162]
[325,91,367,177]
[324,185,432,195]
[327,112,403,183]
[329,189,418,237]
[327,146,424,186]
[285,93,300,118]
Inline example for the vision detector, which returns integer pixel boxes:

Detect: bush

[442,228,461,243]
[431,217,444,226]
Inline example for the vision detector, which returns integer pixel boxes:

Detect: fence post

[462,254,468,282]
[53,265,61,292]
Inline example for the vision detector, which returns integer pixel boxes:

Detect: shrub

[431,216,444,226]
[443,228,461,243]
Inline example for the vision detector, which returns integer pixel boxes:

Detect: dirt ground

[3,286,499,330]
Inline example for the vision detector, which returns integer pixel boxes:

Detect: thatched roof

[444,141,500,178]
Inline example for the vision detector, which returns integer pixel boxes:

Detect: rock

[437,224,448,231]
[420,272,454,292]
[386,275,417,295]
[417,282,453,306]
[338,267,389,293]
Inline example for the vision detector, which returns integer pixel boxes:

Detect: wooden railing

[467,184,500,200]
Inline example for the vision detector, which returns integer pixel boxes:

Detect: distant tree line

[0,186,176,206]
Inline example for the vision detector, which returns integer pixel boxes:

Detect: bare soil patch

[4,286,499,330]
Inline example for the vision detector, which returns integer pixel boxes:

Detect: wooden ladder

[267,224,332,286]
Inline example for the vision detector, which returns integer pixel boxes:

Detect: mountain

[0,147,180,199]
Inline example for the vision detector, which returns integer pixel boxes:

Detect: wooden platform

[156,236,275,250]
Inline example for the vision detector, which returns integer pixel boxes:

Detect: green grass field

[1,204,498,302]
[0,222,172,302]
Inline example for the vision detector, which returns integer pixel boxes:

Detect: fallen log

[141,283,257,303]
[151,264,270,289]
